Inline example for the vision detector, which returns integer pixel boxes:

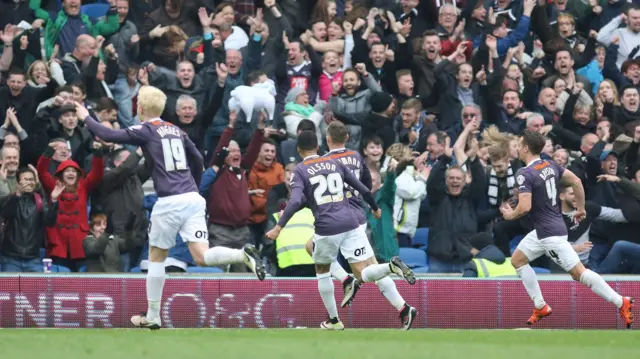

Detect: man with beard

[413,30,442,112]
[30,0,120,58]
[597,5,640,70]
[489,89,527,134]
[559,185,626,268]
[248,140,284,248]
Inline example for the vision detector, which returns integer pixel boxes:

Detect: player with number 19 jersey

[277,154,378,236]
[515,159,567,239]
[89,119,202,197]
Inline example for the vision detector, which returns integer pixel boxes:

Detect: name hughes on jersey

[156,125,181,138]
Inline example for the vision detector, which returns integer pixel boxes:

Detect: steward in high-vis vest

[471,257,517,277]
[272,208,315,277]
[463,242,517,278]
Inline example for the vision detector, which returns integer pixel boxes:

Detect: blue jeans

[1,256,42,272]
[597,241,640,274]
[428,257,466,274]
[120,253,131,273]
[587,241,611,272]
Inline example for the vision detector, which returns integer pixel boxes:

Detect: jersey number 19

[161,138,187,171]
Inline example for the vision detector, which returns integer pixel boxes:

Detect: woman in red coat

[37,145,104,271]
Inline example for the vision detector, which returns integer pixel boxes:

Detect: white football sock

[361,263,392,283]
[146,262,165,322]
[375,277,405,311]
[516,265,546,309]
[317,272,339,319]
[330,261,349,282]
[579,269,623,308]
[204,247,245,266]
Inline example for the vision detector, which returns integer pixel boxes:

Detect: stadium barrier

[0,274,638,329]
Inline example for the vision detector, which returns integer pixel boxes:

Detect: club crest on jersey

[517,175,525,185]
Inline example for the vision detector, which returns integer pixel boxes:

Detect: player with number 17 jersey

[278,154,378,236]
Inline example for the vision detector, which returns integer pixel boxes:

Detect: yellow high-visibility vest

[472,258,517,278]
[273,209,315,269]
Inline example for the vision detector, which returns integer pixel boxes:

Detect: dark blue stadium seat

[510,235,524,255]
[398,248,428,268]
[39,248,46,260]
[130,266,142,273]
[532,267,551,274]
[186,266,224,273]
[51,265,71,273]
[81,3,110,18]
[412,227,429,254]
[78,266,88,272]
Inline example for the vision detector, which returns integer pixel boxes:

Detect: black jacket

[0,191,58,259]
[96,152,151,251]
[427,155,486,263]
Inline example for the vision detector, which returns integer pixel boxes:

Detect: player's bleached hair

[482,125,514,163]
[176,95,197,111]
[526,113,544,128]
[138,86,167,119]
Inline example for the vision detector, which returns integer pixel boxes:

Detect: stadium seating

[412,266,430,273]
[78,266,88,272]
[398,248,428,268]
[412,227,429,252]
[510,235,524,255]
[186,266,224,273]
[532,267,551,274]
[130,266,142,273]
[81,3,110,18]
[51,265,71,273]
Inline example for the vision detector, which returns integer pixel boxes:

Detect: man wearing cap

[47,103,93,171]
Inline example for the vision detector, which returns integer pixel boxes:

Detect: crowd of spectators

[0,0,639,276]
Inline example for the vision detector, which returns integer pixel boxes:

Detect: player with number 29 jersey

[515,159,567,239]
[277,154,378,236]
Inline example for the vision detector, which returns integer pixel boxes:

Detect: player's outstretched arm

[75,102,147,146]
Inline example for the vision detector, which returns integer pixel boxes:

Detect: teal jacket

[367,171,399,263]
[30,0,120,58]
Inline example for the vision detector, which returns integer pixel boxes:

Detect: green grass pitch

[1,329,638,359]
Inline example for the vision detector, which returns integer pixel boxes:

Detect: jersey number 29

[545,178,557,206]
[310,173,344,205]
[161,138,187,171]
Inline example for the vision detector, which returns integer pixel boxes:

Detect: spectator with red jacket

[36,143,104,271]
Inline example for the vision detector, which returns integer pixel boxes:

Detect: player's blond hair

[138,86,167,120]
